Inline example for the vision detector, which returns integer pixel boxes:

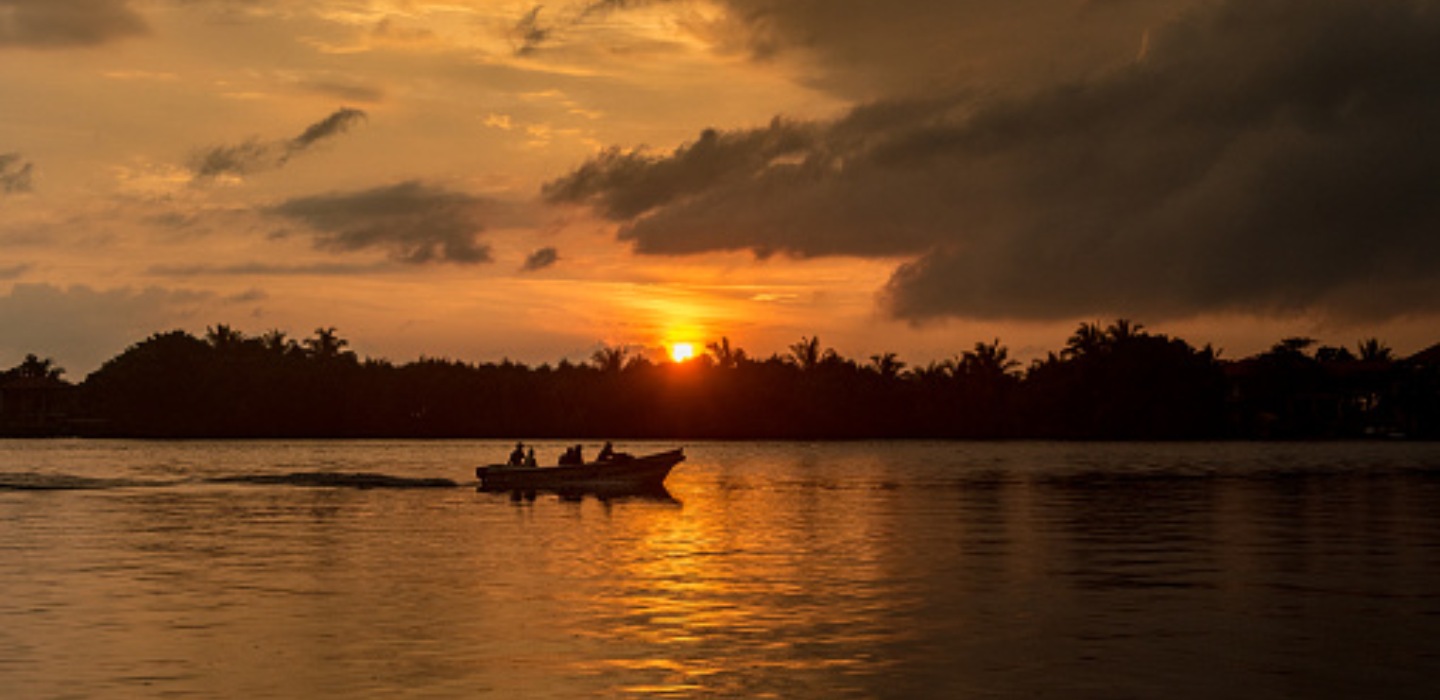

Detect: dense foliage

[5,321,1439,439]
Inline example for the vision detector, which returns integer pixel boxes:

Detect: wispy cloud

[0,0,148,49]
[1,152,34,193]
[148,261,393,277]
[511,5,551,56]
[0,263,32,280]
[521,246,560,272]
[266,181,498,265]
[190,107,367,180]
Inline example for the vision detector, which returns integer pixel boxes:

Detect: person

[559,445,578,466]
[508,442,525,466]
[597,441,615,462]
[524,447,537,467]
[571,444,584,465]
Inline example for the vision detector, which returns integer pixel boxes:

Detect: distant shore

[5,322,1439,440]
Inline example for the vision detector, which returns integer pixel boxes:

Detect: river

[3,440,1439,698]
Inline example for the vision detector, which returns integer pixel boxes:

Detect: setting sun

[670,342,696,363]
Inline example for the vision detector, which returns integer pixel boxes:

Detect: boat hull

[475,448,685,493]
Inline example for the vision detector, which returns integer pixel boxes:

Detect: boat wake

[0,471,459,491]
[207,472,459,489]
[0,472,185,491]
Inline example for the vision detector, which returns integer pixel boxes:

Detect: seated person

[507,442,525,466]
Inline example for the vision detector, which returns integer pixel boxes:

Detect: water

[3,440,1440,699]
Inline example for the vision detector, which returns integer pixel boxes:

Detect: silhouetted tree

[787,336,838,371]
[590,346,628,373]
[206,324,244,352]
[867,352,906,379]
[13,354,64,381]
[706,337,746,369]
[44,321,1440,439]
[305,327,356,364]
[1358,338,1394,362]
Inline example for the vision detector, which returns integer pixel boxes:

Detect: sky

[3,0,1439,377]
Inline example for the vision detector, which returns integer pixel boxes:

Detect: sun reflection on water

[546,460,925,696]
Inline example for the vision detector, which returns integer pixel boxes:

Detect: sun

[669,342,696,363]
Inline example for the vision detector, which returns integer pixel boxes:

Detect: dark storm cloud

[521,247,560,272]
[1,152,34,193]
[546,0,1440,322]
[267,181,496,265]
[695,0,1190,100]
[0,0,147,49]
[190,107,367,179]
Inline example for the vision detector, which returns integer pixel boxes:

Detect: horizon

[10,319,1438,383]
[5,1,1440,380]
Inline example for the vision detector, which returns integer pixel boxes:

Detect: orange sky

[3,0,1439,375]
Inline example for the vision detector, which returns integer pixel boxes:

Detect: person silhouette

[508,442,525,466]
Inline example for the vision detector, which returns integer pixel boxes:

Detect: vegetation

[4,321,1439,439]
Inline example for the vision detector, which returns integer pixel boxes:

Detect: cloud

[546,0,1440,323]
[299,79,385,103]
[190,107,367,179]
[1,152,34,193]
[593,0,1189,101]
[521,247,560,272]
[266,181,498,264]
[511,5,551,56]
[0,0,147,49]
[0,263,31,280]
[289,107,367,151]
[148,261,392,277]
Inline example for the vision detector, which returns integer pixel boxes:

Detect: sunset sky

[3,0,1438,376]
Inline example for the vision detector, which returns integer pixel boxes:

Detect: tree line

[4,321,1439,439]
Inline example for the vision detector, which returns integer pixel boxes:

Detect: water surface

[2,440,1439,698]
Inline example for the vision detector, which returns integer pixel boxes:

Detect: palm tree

[1106,319,1144,344]
[787,336,836,371]
[260,329,297,357]
[706,337,747,369]
[590,345,628,373]
[1063,321,1107,359]
[959,339,1019,380]
[304,327,353,363]
[1357,338,1394,362]
[907,359,955,385]
[205,324,245,351]
[866,352,906,379]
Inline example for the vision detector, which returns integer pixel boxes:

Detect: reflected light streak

[554,469,916,696]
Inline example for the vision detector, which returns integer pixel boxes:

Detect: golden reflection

[556,465,910,695]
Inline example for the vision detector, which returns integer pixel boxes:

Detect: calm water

[3,440,1440,699]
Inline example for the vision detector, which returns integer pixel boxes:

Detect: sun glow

[669,342,696,363]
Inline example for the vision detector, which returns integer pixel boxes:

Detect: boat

[475,447,685,494]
